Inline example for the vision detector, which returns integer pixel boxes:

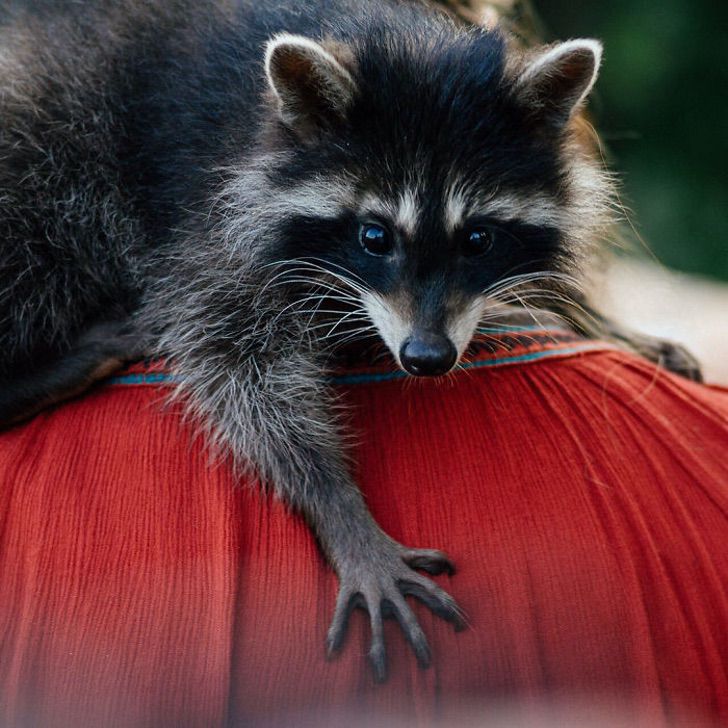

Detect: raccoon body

[0,0,698,679]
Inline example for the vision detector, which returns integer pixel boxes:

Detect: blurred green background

[540,0,728,282]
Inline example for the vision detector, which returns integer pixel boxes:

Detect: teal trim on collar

[108,372,182,386]
[332,343,610,385]
[108,340,610,388]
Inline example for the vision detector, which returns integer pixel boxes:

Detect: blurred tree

[539,0,728,281]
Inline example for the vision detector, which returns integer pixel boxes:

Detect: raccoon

[0,0,701,679]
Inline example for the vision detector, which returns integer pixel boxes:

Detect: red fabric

[0,334,727,727]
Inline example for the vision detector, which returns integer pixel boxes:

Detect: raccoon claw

[631,334,703,382]
[326,544,464,681]
[656,341,703,382]
[401,548,456,576]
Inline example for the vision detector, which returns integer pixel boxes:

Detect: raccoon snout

[399,334,457,377]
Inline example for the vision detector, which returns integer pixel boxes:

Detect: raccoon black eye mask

[0,0,701,681]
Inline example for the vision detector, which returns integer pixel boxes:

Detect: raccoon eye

[462,228,495,257]
[359,223,393,256]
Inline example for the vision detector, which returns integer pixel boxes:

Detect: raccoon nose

[399,334,457,377]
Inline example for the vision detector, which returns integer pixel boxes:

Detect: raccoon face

[259,22,606,376]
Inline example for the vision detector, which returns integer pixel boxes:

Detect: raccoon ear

[517,39,602,126]
[264,33,356,138]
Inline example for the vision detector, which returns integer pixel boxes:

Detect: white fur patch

[363,290,482,368]
[447,298,485,358]
[283,175,356,218]
[396,188,419,235]
[444,185,469,233]
[359,187,420,235]
[362,291,411,363]
[359,193,393,221]
[478,191,563,227]
[444,182,563,229]
[215,157,357,254]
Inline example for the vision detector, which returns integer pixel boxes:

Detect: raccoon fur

[0,0,701,679]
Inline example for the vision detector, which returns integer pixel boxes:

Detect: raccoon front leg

[599,318,703,382]
[550,297,703,382]
[177,345,465,681]
[321,499,465,680]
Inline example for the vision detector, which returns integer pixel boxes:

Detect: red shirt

[1,328,727,727]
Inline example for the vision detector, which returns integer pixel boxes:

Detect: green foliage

[539,0,728,281]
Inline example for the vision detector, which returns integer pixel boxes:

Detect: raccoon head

[253,18,608,376]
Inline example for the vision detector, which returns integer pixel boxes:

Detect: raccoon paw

[638,337,703,383]
[326,544,465,682]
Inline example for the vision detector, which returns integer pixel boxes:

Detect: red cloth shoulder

[0,329,727,727]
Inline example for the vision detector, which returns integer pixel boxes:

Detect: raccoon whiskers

[303,309,371,333]
[322,308,370,339]
[482,273,587,313]
[261,268,364,299]
[494,290,549,332]
[485,292,597,334]
[477,269,598,336]
[302,258,370,291]
[255,258,380,349]
[262,258,370,297]
[268,278,361,313]
[481,270,587,299]
[321,326,380,351]
[313,314,379,350]
[268,292,355,324]
[451,358,474,382]
[472,328,513,351]
[262,292,376,349]
[492,288,599,327]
